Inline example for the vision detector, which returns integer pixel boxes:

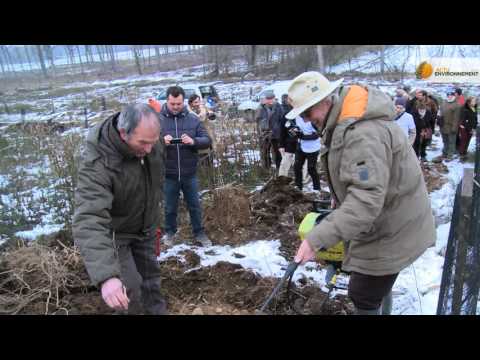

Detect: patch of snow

[15,223,64,241]
[391,134,475,315]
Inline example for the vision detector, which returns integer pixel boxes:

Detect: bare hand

[181,134,194,145]
[101,278,130,311]
[164,135,173,145]
[294,239,316,265]
[331,198,336,209]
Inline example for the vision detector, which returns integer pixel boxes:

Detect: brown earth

[0,164,446,315]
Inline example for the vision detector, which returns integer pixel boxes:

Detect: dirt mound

[251,176,331,259]
[422,162,449,193]
[202,184,254,246]
[160,257,353,315]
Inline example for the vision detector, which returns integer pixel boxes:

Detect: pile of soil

[422,161,449,193]
[176,177,331,257]
[251,176,331,259]
[202,184,254,246]
[159,252,353,315]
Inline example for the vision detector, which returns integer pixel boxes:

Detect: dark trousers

[458,127,473,156]
[164,175,203,236]
[413,135,427,159]
[260,135,282,170]
[294,149,320,190]
[441,133,457,157]
[348,271,399,311]
[115,235,166,315]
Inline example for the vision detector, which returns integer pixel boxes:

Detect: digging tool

[255,261,300,315]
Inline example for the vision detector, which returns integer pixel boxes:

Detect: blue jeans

[164,176,203,236]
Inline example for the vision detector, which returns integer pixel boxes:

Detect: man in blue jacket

[158,86,212,247]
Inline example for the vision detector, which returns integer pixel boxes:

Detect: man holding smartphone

[158,86,212,247]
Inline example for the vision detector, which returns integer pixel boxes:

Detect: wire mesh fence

[437,126,480,315]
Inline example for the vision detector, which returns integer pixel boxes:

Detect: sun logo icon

[416,61,433,79]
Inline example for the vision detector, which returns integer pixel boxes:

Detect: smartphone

[170,138,183,145]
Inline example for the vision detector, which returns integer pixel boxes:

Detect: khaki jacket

[305,85,435,276]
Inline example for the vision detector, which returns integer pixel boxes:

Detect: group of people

[73,70,478,315]
[393,86,477,162]
[256,91,321,192]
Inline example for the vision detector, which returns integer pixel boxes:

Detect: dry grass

[0,242,90,315]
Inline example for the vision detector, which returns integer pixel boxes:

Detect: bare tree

[84,45,94,65]
[95,45,106,69]
[0,46,16,75]
[23,45,33,71]
[64,46,76,66]
[379,45,385,77]
[106,45,116,71]
[76,45,85,75]
[35,45,48,78]
[317,45,325,73]
[44,45,55,73]
[131,45,143,75]
[154,45,161,69]
[0,50,6,75]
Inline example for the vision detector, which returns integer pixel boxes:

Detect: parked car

[237,81,291,115]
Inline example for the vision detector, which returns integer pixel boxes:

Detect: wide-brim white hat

[286,72,344,120]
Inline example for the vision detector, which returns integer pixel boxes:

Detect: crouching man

[290,72,435,315]
[73,103,167,315]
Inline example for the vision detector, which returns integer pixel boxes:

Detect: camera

[170,138,183,145]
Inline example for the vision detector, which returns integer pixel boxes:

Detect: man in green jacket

[73,103,167,315]
[289,72,435,315]
[439,90,462,159]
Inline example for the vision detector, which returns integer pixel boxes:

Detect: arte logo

[416,61,434,79]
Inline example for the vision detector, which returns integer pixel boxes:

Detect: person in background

[424,92,439,139]
[458,96,478,159]
[292,115,321,192]
[188,94,216,155]
[278,94,308,180]
[455,88,465,106]
[256,90,284,173]
[158,86,212,247]
[148,98,162,113]
[394,87,409,106]
[406,89,426,115]
[412,103,433,161]
[439,90,462,159]
[394,99,416,146]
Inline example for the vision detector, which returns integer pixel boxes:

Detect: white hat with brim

[285,72,344,120]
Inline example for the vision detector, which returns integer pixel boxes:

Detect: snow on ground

[158,239,347,295]
[391,134,475,315]
[14,223,64,241]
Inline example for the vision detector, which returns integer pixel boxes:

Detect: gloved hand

[101,277,130,311]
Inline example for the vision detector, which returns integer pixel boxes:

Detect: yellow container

[298,212,344,263]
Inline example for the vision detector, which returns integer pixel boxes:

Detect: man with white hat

[289,72,435,315]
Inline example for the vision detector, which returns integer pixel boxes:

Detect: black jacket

[412,109,433,133]
[158,104,211,180]
[279,103,297,153]
[461,105,478,132]
[255,102,284,140]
